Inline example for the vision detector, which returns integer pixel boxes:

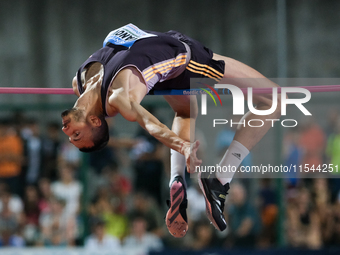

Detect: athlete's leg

[164,95,198,186]
[163,95,198,238]
[198,54,281,231]
[213,53,281,184]
[214,54,281,149]
[214,54,281,147]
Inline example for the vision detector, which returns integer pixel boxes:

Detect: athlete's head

[61,108,109,152]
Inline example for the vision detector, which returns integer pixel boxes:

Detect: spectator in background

[22,119,43,185]
[0,119,24,195]
[326,118,340,168]
[23,185,41,226]
[227,182,261,248]
[89,148,116,176]
[0,227,25,247]
[51,164,82,217]
[88,118,118,175]
[38,178,53,213]
[325,109,339,137]
[299,119,326,170]
[131,109,165,206]
[257,179,278,247]
[0,183,25,247]
[88,118,136,175]
[282,127,303,187]
[128,192,164,237]
[326,118,340,200]
[89,186,128,240]
[286,188,322,249]
[39,197,76,246]
[22,185,41,245]
[85,218,121,250]
[187,218,219,250]
[58,138,81,170]
[311,179,334,245]
[41,122,61,181]
[101,162,132,214]
[10,110,27,136]
[0,183,24,225]
[330,195,340,246]
[124,215,163,254]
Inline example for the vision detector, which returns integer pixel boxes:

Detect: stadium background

[0,0,340,254]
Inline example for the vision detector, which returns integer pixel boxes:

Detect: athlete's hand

[181,140,202,173]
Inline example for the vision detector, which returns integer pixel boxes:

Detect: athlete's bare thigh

[213,53,279,86]
[212,53,279,105]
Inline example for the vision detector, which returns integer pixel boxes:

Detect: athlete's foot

[198,172,230,231]
[165,176,188,238]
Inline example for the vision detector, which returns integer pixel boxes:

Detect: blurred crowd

[0,109,339,252]
[281,110,340,249]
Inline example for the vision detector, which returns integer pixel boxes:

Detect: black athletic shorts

[148,30,225,94]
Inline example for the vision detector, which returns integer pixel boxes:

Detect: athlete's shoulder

[110,66,146,93]
[72,76,80,97]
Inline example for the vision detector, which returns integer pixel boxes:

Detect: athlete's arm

[108,86,201,172]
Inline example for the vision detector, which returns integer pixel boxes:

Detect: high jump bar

[0,85,340,95]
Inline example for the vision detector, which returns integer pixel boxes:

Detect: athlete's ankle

[169,149,186,188]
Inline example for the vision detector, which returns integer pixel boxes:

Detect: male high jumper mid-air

[61,24,280,238]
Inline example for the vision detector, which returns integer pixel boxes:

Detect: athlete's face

[61,108,95,149]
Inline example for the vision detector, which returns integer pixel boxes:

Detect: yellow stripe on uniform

[143,55,187,78]
[186,66,220,82]
[188,60,224,79]
[146,59,187,82]
[187,63,222,81]
[144,55,187,82]
[144,57,187,80]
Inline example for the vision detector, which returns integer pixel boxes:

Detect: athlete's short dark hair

[79,118,109,153]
